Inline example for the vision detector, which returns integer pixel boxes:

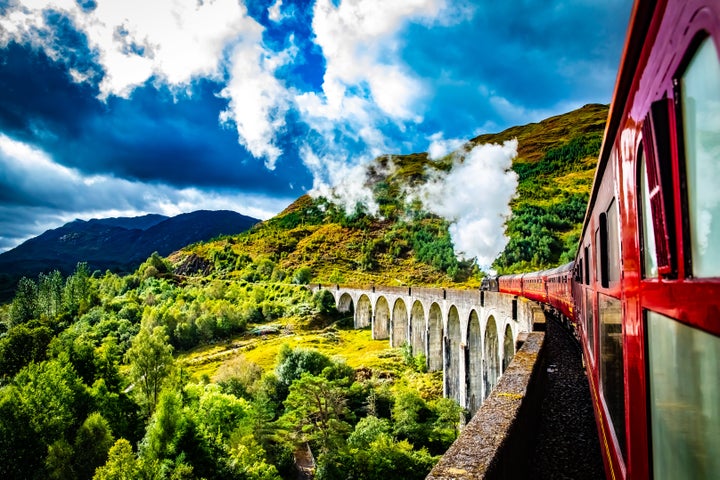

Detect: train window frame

[640,99,677,278]
[674,32,720,279]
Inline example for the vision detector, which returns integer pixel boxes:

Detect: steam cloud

[412,139,518,270]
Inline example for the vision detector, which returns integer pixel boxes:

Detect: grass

[178,322,404,381]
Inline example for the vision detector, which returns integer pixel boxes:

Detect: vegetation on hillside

[0,263,456,479]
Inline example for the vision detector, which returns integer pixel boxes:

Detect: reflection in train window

[681,36,720,277]
[585,288,595,357]
[639,149,659,277]
[584,246,591,285]
[599,293,625,458]
[606,200,620,286]
[646,310,720,479]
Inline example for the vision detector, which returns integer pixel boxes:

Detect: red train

[493,1,720,478]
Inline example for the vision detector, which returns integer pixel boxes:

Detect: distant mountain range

[0,210,259,294]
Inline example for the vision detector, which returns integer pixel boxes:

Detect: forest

[0,258,460,479]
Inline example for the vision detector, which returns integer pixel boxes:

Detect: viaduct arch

[313,285,541,415]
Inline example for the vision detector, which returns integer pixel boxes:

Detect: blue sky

[0,0,631,253]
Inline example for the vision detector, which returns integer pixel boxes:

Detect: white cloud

[298,0,453,209]
[411,140,518,269]
[426,132,467,160]
[1,0,256,97]
[268,0,285,23]
[0,134,289,252]
[218,34,294,170]
[0,0,293,167]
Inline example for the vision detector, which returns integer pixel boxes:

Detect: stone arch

[483,315,500,400]
[466,310,482,415]
[428,303,443,371]
[502,323,514,372]
[356,294,372,329]
[410,300,425,356]
[391,298,408,347]
[445,305,461,402]
[338,293,354,314]
[373,296,390,340]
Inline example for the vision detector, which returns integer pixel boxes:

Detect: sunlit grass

[178,323,404,381]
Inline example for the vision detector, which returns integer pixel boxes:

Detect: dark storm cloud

[0,41,312,196]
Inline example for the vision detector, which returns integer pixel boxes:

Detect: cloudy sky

[0,0,631,253]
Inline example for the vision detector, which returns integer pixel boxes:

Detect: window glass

[682,37,720,277]
[647,311,720,478]
[599,293,625,457]
[640,151,659,277]
[606,200,620,285]
[585,288,595,356]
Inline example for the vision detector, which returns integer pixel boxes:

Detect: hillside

[0,210,259,299]
[173,104,608,284]
[0,104,608,480]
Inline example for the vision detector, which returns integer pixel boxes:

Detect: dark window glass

[599,293,625,457]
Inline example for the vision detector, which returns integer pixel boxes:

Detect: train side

[497,1,720,479]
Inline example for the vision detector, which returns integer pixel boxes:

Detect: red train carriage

[544,262,574,320]
[497,1,720,478]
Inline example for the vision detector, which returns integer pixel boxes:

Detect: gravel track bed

[530,314,606,479]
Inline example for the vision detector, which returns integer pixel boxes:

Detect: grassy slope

[172,103,608,284]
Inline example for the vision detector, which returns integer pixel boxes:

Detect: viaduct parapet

[312,285,544,414]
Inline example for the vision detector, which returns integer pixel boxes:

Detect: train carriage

[497,1,720,478]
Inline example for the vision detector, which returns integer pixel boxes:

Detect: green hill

[0,103,608,480]
[173,103,607,283]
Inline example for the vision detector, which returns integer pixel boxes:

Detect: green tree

[74,412,116,480]
[93,439,140,480]
[38,270,64,320]
[280,373,352,453]
[0,324,53,379]
[64,262,92,315]
[292,266,312,285]
[275,345,333,396]
[124,324,174,417]
[9,276,37,326]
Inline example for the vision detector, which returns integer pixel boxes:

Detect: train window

[639,148,659,278]
[596,226,604,286]
[585,288,595,357]
[606,200,620,286]
[680,36,720,278]
[599,293,625,458]
[646,310,720,478]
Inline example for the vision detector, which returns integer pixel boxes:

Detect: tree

[292,266,312,285]
[0,324,53,379]
[37,270,64,320]
[275,345,332,397]
[64,262,92,315]
[124,324,174,417]
[74,412,116,480]
[280,373,352,453]
[93,439,140,480]
[9,276,37,326]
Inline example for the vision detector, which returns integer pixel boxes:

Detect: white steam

[413,139,518,269]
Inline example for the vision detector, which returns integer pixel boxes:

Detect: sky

[0,0,632,256]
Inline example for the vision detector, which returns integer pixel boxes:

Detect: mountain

[172,104,608,286]
[0,210,259,295]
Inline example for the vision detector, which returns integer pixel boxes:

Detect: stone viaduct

[313,285,543,415]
